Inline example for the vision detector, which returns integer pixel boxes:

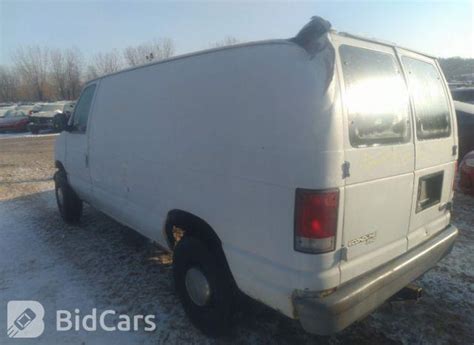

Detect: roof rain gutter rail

[336,31,436,59]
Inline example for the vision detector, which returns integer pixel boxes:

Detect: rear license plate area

[416,171,444,213]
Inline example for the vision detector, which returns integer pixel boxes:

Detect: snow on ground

[0,192,143,345]
[0,136,473,344]
[0,189,403,345]
[367,192,474,344]
[0,131,58,140]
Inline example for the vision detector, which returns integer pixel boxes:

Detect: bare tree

[13,46,50,101]
[123,38,175,67]
[64,48,83,99]
[2,38,177,102]
[49,48,83,100]
[210,36,240,48]
[90,50,123,77]
[85,65,99,81]
[50,49,67,99]
[0,66,20,102]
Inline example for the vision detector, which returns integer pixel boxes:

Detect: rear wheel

[54,170,83,223]
[173,236,235,336]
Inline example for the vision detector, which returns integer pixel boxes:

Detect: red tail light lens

[294,188,339,254]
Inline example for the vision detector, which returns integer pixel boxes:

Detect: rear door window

[402,57,451,140]
[340,45,411,147]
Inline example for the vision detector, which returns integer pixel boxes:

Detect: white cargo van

[54,17,458,336]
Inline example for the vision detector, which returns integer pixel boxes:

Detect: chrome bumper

[293,225,458,335]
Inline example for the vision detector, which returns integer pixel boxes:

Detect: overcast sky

[0,0,473,65]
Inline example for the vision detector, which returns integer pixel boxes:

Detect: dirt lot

[0,134,473,344]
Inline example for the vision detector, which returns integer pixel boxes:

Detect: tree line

[0,37,239,103]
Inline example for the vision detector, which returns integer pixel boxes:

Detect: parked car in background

[0,108,30,132]
[0,105,16,117]
[454,101,474,161]
[28,101,76,134]
[459,151,474,196]
[0,102,15,108]
[16,104,35,115]
[63,101,76,116]
[450,87,474,104]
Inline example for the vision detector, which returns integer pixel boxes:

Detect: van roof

[85,16,437,85]
[85,39,295,85]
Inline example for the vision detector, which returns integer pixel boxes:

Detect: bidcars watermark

[57,308,157,332]
[7,301,45,338]
[7,300,157,338]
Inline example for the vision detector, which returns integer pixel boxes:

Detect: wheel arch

[55,160,66,172]
[164,209,221,250]
[164,209,237,288]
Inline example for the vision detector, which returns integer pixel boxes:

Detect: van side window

[340,45,411,147]
[402,57,451,140]
[71,84,96,133]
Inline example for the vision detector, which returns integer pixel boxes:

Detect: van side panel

[88,41,344,317]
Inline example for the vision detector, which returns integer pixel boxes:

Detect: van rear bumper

[292,224,458,335]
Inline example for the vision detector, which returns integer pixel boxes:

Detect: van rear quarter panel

[88,41,345,316]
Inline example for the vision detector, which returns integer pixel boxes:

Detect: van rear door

[397,50,457,250]
[333,36,415,283]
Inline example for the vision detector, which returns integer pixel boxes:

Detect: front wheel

[173,236,235,336]
[54,170,83,223]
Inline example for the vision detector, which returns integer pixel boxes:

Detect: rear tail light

[294,188,339,254]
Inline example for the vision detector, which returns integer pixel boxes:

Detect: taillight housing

[294,188,339,254]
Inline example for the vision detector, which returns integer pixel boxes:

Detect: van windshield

[340,45,411,147]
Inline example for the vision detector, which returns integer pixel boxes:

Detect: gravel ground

[0,134,472,344]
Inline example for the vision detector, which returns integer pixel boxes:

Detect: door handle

[452,145,458,156]
[85,154,89,168]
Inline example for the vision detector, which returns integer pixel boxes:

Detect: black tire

[30,127,39,135]
[173,236,234,336]
[54,170,83,223]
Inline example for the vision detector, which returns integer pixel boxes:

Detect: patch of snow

[0,184,472,343]
[0,131,58,140]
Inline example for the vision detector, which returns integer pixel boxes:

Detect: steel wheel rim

[57,186,64,208]
[185,267,211,306]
